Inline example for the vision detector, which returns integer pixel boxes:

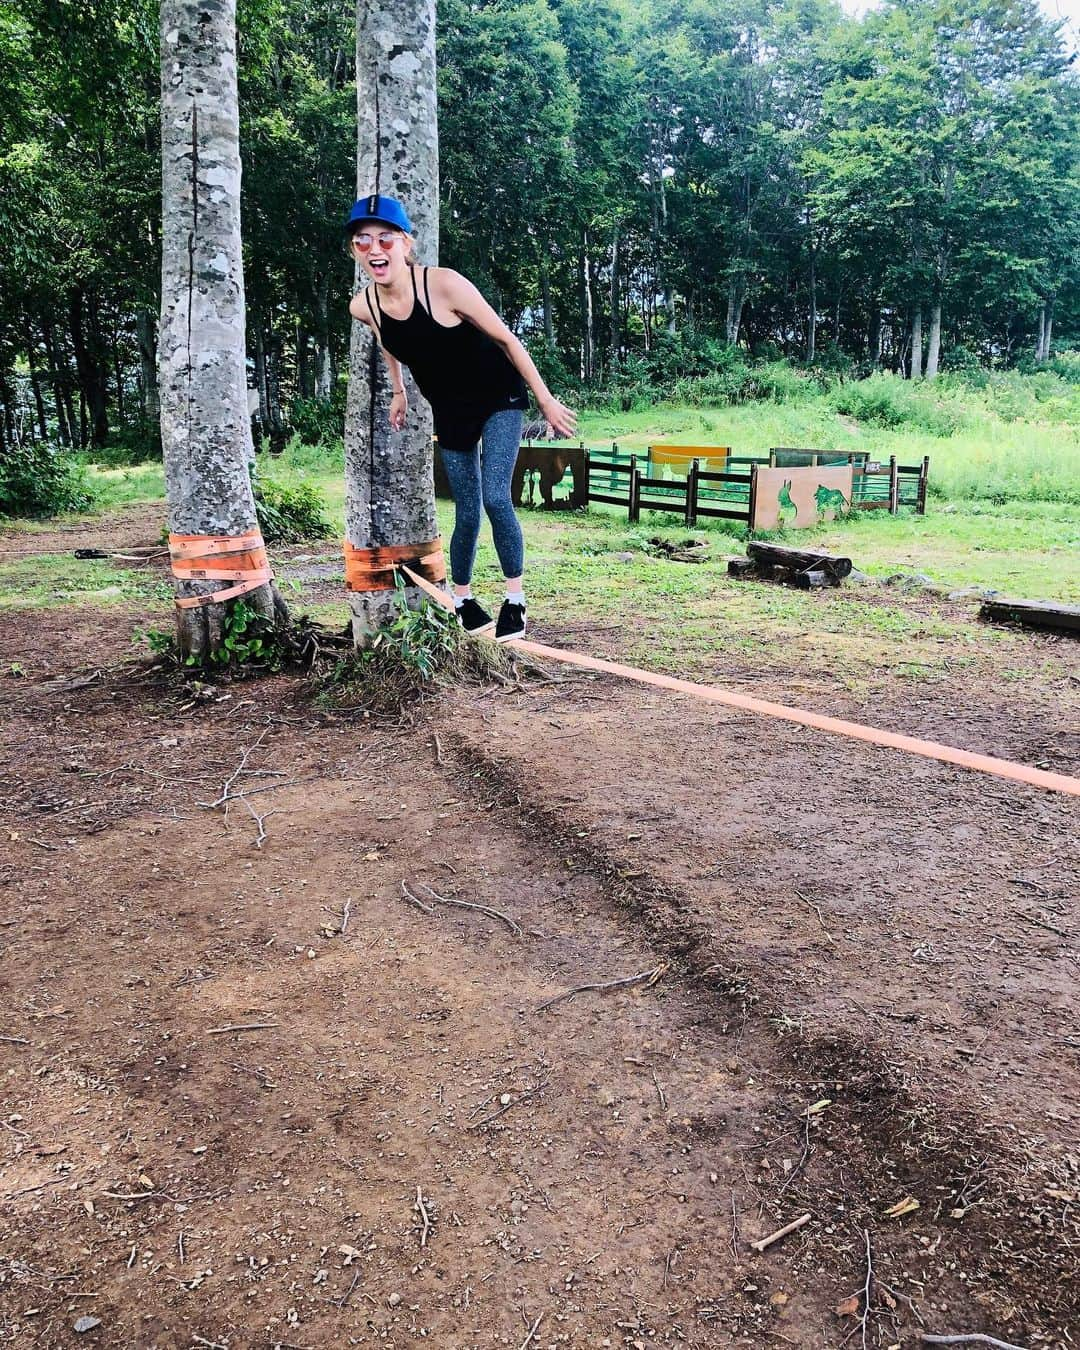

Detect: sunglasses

[351,231,401,253]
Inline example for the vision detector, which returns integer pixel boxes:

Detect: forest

[1,0,1077,462]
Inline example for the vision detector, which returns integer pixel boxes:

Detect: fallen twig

[433,733,446,766]
[777,1110,813,1199]
[652,1070,667,1111]
[918,1336,1029,1350]
[857,1228,873,1350]
[794,889,837,946]
[207,1022,277,1036]
[729,1192,739,1262]
[415,1186,432,1248]
[200,730,269,808]
[341,899,353,935]
[403,879,523,936]
[537,963,667,1013]
[0,1036,30,1046]
[7,1178,64,1198]
[518,1312,544,1350]
[468,1076,550,1129]
[748,1212,811,1253]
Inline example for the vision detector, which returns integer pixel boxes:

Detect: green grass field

[4,374,1077,635]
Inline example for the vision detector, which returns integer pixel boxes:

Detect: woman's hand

[389,390,408,432]
[539,395,577,440]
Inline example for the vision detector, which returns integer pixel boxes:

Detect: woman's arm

[349,292,408,431]
[436,270,577,439]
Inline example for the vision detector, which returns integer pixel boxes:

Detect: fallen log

[746,541,852,581]
[979,598,1080,636]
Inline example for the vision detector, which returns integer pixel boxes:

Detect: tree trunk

[267,332,284,433]
[69,288,109,447]
[159,0,281,656]
[42,322,72,446]
[925,302,941,380]
[315,271,333,399]
[726,274,746,346]
[868,307,882,367]
[345,0,439,639]
[608,228,620,365]
[1035,303,1046,362]
[579,228,594,384]
[296,323,310,399]
[136,307,160,428]
[23,327,49,441]
[254,324,270,430]
[806,246,817,364]
[1039,296,1055,362]
[910,308,923,380]
[540,260,556,350]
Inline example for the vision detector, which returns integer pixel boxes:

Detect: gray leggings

[439,409,524,584]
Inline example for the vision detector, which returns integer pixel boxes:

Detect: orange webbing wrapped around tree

[169,531,273,609]
[343,539,446,592]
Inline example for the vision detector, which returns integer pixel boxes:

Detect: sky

[838,0,1079,50]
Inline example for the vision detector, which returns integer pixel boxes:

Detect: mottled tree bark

[345,0,440,639]
[136,307,160,428]
[159,0,282,656]
[925,301,942,380]
[909,308,923,380]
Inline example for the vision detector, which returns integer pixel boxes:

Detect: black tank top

[366,266,528,452]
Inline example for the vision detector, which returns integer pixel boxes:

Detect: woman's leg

[479,409,525,593]
[438,444,483,595]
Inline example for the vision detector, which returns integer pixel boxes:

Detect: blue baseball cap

[345,193,413,234]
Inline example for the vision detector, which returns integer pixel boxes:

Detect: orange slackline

[344,538,446,592]
[169,531,273,609]
[398,563,1080,800]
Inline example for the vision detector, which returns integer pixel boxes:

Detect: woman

[346,193,576,642]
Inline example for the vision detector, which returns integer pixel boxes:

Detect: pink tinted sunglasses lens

[353,233,398,252]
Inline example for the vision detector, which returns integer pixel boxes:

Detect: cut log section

[980,598,1080,636]
[746,542,852,582]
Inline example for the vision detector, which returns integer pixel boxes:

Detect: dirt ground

[1,514,1078,1349]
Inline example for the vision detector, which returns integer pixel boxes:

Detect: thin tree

[159,0,282,655]
[344,0,439,637]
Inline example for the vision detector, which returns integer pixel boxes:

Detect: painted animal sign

[752,465,854,530]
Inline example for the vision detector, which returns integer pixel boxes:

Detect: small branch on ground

[730,1192,739,1262]
[652,1070,667,1110]
[415,1186,433,1248]
[402,879,523,936]
[794,889,837,946]
[433,733,446,765]
[207,1022,277,1036]
[748,1212,811,1253]
[518,1312,544,1350]
[918,1337,1031,1350]
[537,963,668,1013]
[468,1075,551,1129]
[777,1110,813,1199]
[857,1228,873,1350]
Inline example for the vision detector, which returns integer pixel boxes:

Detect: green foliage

[253,474,332,543]
[139,600,288,672]
[289,389,345,448]
[321,579,511,717]
[830,374,964,436]
[90,422,163,467]
[0,442,96,517]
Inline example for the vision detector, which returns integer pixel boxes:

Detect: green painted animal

[814,483,849,517]
[777,479,797,522]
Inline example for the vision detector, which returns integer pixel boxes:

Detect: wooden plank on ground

[980,598,1080,635]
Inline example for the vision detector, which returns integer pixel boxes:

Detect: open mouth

[369,258,390,277]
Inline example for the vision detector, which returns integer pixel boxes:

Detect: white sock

[505,590,525,607]
[454,591,472,608]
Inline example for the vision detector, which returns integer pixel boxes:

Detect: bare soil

[0,534,1077,1349]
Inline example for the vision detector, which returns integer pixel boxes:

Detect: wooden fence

[568,444,929,523]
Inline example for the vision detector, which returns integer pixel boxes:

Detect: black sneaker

[495,600,527,643]
[456,597,494,635]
